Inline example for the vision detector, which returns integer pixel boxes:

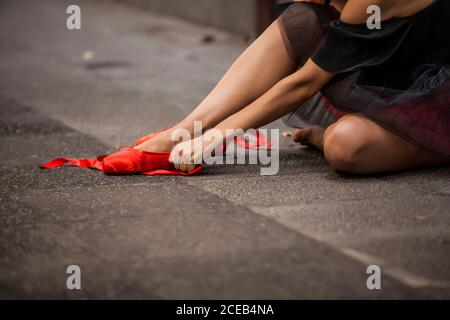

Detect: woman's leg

[295,114,450,174]
[136,20,297,152]
[324,114,450,173]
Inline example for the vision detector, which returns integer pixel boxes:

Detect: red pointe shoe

[101,147,170,174]
[40,125,202,176]
[40,147,202,176]
[101,147,202,175]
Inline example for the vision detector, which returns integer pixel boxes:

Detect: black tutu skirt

[277,0,450,157]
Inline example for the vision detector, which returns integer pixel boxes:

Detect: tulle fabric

[277,2,344,129]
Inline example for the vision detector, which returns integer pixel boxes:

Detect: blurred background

[127,0,280,39]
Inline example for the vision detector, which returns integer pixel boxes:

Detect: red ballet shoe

[101,147,169,174]
[101,147,201,175]
[41,125,201,176]
[40,146,202,176]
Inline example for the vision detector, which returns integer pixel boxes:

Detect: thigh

[324,114,450,173]
[211,20,298,106]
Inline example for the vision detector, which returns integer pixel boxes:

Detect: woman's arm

[215,0,410,136]
[213,59,334,136]
[170,59,334,171]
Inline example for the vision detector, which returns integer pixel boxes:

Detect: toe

[292,129,303,142]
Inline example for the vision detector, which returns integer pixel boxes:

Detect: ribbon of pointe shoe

[235,129,272,149]
[221,129,272,152]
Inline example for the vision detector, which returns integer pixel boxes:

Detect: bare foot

[134,129,179,153]
[292,125,325,151]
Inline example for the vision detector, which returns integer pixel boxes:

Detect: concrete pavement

[1,0,449,299]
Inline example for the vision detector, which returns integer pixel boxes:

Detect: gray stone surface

[126,0,258,38]
[0,0,449,299]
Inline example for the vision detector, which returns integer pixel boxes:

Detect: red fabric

[221,129,272,152]
[40,130,271,176]
[40,147,202,176]
[322,96,348,120]
[40,156,106,171]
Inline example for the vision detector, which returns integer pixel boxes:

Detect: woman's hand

[169,131,223,172]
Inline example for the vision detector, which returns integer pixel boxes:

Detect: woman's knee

[323,115,373,173]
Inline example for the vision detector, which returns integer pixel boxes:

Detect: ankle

[175,117,216,136]
[157,129,181,148]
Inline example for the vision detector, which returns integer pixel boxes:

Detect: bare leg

[136,20,297,152]
[299,114,450,173]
